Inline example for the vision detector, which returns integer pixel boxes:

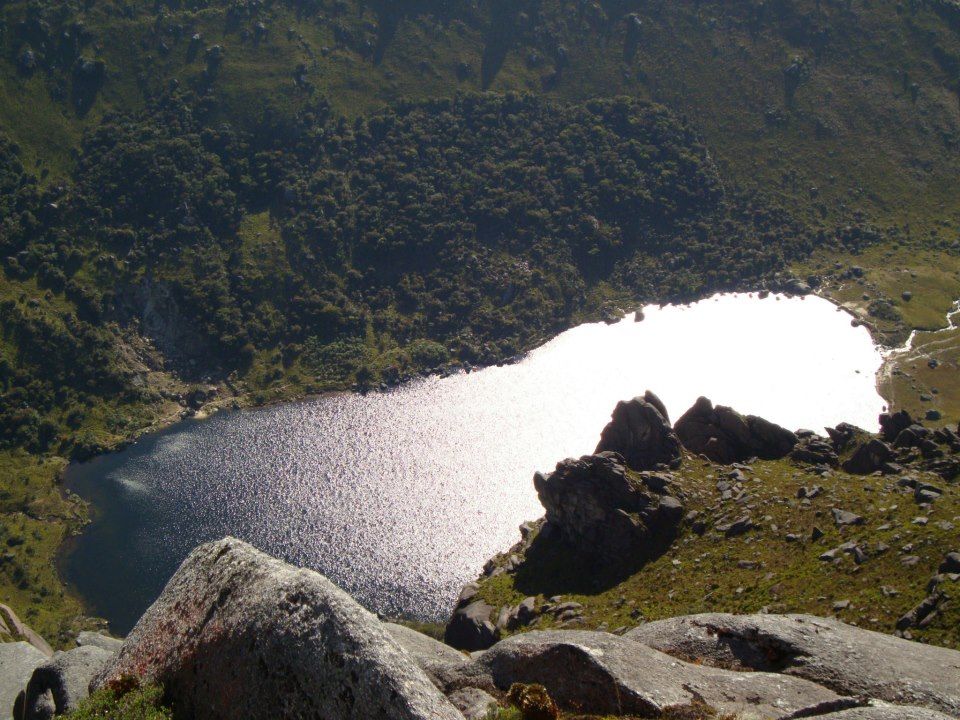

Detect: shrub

[505,683,558,720]
[68,683,171,720]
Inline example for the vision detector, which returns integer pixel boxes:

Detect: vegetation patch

[67,682,171,720]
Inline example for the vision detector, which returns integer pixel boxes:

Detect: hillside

[0,0,959,644]
[467,396,960,653]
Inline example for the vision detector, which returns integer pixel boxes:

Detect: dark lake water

[62,293,886,635]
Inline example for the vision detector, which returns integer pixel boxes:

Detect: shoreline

[56,289,905,632]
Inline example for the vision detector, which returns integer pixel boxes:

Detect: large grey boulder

[533,452,683,566]
[444,601,498,652]
[814,703,958,719]
[594,392,682,470]
[674,397,797,463]
[18,645,115,720]
[93,538,463,720]
[452,629,840,718]
[625,613,960,716]
[76,631,123,654]
[384,623,466,687]
[0,643,47,720]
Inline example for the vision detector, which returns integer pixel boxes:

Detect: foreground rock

[594,391,682,470]
[812,704,957,719]
[626,613,960,716]
[93,538,463,720]
[0,604,53,657]
[75,631,124,654]
[534,452,683,566]
[448,629,841,718]
[0,643,47,720]
[674,396,798,463]
[17,645,116,720]
[384,622,465,687]
[444,598,498,652]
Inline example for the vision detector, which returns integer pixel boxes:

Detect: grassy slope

[476,450,960,651]
[0,0,959,643]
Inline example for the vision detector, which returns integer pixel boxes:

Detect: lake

[62,293,887,634]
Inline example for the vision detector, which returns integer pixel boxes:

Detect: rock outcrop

[625,613,960,716]
[812,705,956,719]
[842,438,895,474]
[16,645,116,720]
[449,629,842,718]
[93,538,463,720]
[384,622,465,687]
[594,391,682,470]
[75,632,124,654]
[0,604,53,657]
[674,396,798,463]
[790,431,840,466]
[444,598,498,653]
[0,643,48,720]
[533,452,684,565]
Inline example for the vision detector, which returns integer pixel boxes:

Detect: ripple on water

[64,293,886,634]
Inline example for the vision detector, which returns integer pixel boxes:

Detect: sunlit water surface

[63,293,886,634]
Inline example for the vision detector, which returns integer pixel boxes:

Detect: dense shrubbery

[67,92,817,364]
[68,683,171,720]
[0,89,827,452]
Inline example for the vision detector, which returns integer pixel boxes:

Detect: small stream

[61,293,887,635]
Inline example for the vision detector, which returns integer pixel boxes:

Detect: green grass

[0,450,89,647]
[68,684,171,720]
[797,245,960,425]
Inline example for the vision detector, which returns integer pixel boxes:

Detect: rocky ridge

[450,393,959,653]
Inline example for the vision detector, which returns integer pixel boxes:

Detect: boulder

[533,453,683,566]
[594,392,681,470]
[897,593,945,631]
[842,438,894,474]
[444,601,498,652]
[625,613,960,716]
[814,704,957,720]
[831,508,864,527]
[384,623,466,687]
[447,688,497,720]
[826,422,863,451]
[455,629,840,718]
[0,604,53,656]
[879,410,915,442]
[790,434,839,466]
[76,631,124,654]
[674,397,797,463]
[940,552,960,574]
[93,538,462,720]
[0,643,47,720]
[19,645,115,720]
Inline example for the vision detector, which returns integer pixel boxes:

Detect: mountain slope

[0,0,959,642]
